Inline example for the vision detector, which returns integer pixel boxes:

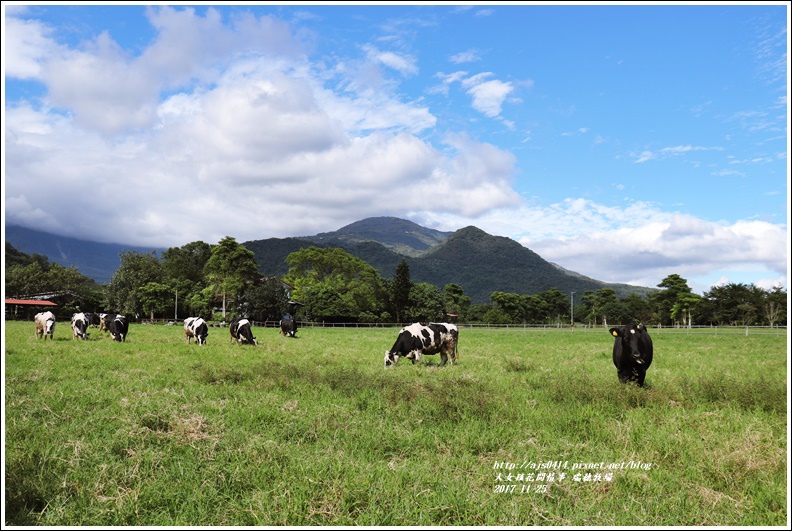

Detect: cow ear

[637,323,643,329]
[610,328,619,337]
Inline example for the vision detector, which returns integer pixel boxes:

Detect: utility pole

[570,291,575,328]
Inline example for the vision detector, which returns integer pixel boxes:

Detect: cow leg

[440,352,448,366]
[636,367,647,387]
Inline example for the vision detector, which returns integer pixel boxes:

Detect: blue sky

[2,2,789,295]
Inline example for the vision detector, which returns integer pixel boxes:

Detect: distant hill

[244,218,654,303]
[299,216,453,257]
[5,218,655,303]
[4,225,166,284]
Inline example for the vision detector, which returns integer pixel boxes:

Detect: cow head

[610,323,647,364]
[384,350,397,368]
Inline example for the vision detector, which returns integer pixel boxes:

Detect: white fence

[148,319,787,336]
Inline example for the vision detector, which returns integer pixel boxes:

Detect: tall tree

[203,237,260,319]
[391,258,413,323]
[443,283,471,321]
[651,274,694,326]
[107,251,163,316]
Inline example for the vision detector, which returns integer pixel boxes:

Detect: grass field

[3,320,788,526]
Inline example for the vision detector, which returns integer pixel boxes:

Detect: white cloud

[4,6,786,297]
[461,72,514,118]
[450,50,481,64]
[414,202,788,294]
[3,16,54,79]
[362,44,418,76]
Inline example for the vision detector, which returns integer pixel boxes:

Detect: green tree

[537,288,568,324]
[283,247,384,322]
[390,258,413,323]
[581,288,624,326]
[622,293,653,324]
[762,286,787,327]
[521,294,549,324]
[407,282,445,322]
[161,241,214,320]
[138,282,173,321]
[162,241,213,284]
[239,278,291,322]
[106,251,164,316]
[651,274,694,326]
[699,283,759,326]
[443,283,471,321]
[490,291,523,323]
[204,237,260,319]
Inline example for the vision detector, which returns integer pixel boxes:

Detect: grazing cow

[384,322,459,368]
[88,312,102,328]
[108,314,129,342]
[184,317,209,345]
[609,323,653,387]
[34,311,56,340]
[280,314,297,337]
[229,317,257,345]
[71,312,89,340]
[98,313,110,332]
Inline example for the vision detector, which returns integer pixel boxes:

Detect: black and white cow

[609,322,653,387]
[280,314,296,338]
[108,314,129,342]
[71,312,89,340]
[184,317,208,345]
[229,317,257,345]
[384,322,459,368]
[34,311,56,340]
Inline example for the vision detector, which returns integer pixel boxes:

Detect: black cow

[184,317,208,345]
[280,314,296,338]
[87,312,102,328]
[71,312,89,340]
[384,322,459,368]
[108,314,129,342]
[609,323,653,386]
[229,317,257,345]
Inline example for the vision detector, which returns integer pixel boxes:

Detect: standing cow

[384,322,459,368]
[609,322,653,387]
[229,317,257,345]
[108,314,129,342]
[279,314,297,338]
[34,311,56,340]
[71,312,89,340]
[184,317,208,345]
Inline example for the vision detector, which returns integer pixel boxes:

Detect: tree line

[4,239,787,327]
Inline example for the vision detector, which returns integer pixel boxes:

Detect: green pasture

[3,320,788,526]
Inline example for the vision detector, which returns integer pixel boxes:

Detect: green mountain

[244,218,655,303]
[300,216,452,257]
[5,218,655,304]
[4,225,166,284]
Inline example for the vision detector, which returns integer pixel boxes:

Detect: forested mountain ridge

[5,218,655,304]
[244,219,655,303]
